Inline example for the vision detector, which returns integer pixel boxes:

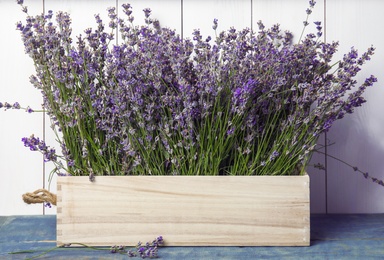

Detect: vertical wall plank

[326,0,384,213]
[0,0,44,215]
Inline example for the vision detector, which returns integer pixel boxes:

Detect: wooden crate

[57,175,310,246]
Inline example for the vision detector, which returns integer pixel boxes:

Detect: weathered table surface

[1,214,383,259]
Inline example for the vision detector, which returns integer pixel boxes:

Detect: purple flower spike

[212,18,218,30]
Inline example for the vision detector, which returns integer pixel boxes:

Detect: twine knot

[22,189,57,206]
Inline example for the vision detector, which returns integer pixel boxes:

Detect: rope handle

[22,189,57,206]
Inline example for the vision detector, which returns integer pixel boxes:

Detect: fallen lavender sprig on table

[110,236,164,258]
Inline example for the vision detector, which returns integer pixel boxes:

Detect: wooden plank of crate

[57,175,310,246]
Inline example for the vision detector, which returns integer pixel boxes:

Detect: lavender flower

[269,151,280,162]
[22,135,57,162]
[212,18,218,30]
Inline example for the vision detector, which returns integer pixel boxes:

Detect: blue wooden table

[0,214,383,259]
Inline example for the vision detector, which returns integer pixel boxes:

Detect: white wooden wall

[1,0,383,215]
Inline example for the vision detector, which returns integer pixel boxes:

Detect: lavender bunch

[15,0,376,177]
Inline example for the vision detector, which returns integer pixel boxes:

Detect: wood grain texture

[57,175,309,246]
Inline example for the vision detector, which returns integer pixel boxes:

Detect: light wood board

[57,175,310,246]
